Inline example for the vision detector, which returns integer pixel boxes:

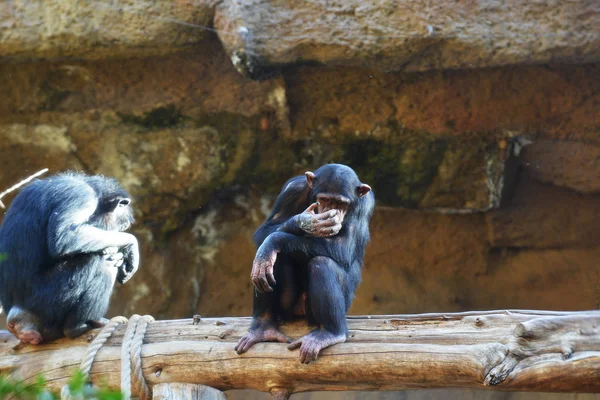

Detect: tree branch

[0,310,598,396]
[0,168,49,209]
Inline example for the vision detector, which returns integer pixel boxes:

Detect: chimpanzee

[0,172,139,344]
[235,164,374,364]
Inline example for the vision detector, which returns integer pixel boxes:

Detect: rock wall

[0,1,599,398]
[1,33,598,324]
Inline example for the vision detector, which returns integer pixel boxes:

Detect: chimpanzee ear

[357,184,371,197]
[305,171,316,189]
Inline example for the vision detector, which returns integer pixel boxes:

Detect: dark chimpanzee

[235,164,374,363]
[0,172,140,344]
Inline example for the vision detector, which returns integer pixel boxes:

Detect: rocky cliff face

[0,0,599,358]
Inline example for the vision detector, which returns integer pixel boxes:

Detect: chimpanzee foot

[64,323,93,339]
[235,327,290,354]
[17,329,44,345]
[8,323,44,345]
[288,329,346,364]
[294,293,308,317]
[7,307,44,344]
[89,318,109,328]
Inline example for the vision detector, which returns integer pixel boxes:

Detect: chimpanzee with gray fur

[235,164,374,363]
[0,172,139,344]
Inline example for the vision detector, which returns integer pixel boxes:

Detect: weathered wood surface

[0,310,598,396]
[152,383,226,400]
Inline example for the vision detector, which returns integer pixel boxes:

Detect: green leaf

[0,371,122,399]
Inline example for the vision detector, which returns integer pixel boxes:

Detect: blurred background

[0,1,599,399]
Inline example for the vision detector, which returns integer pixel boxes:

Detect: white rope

[60,314,154,400]
[131,315,155,400]
[120,314,141,399]
[60,316,128,400]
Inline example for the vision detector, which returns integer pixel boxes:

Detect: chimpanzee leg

[62,314,107,338]
[288,256,347,364]
[235,257,297,354]
[62,304,110,338]
[63,315,94,339]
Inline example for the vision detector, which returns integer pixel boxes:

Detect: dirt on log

[0,310,598,396]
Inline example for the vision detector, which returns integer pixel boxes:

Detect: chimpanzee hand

[295,203,342,238]
[116,235,139,284]
[251,245,278,293]
[102,247,124,268]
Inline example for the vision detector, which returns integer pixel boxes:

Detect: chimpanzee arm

[251,231,344,292]
[263,232,330,256]
[279,204,342,236]
[255,202,342,246]
[46,186,139,270]
[253,177,310,245]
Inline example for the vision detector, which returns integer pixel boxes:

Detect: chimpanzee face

[92,195,134,232]
[84,175,135,232]
[108,197,134,232]
[316,192,351,223]
[305,164,371,225]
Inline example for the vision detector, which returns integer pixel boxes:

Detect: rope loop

[121,314,141,399]
[131,315,155,400]
[60,316,128,400]
[60,314,154,400]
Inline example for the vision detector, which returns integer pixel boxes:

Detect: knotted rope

[121,314,155,400]
[60,314,154,400]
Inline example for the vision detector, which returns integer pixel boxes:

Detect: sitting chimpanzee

[0,172,139,344]
[235,163,374,363]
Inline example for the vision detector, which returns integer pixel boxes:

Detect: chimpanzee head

[85,175,135,232]
[305,164,371,223]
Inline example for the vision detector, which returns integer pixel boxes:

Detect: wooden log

[152,383,225,400]
[0,310,598,396]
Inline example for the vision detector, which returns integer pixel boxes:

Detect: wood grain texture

[152,383,226,400]
[0,310,598,396]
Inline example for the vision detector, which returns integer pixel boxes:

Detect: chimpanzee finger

[241,339,256,354]
[234,335,248,352]
[266,269,276,286]
[315,209,339,221]
[301,346,314,364]
[253,277,266,293]
[311,347,319,363]
[258,269,273,292]
[313,218,338,228]
[251,263,263,291]
[304,202,319,214]
[117,270,134,284]
[259,280,270,293]
[300,348,308,364]
[288,339,302,350]
[311,223,342,237]
[251,274,264,292]
[275,332,291,343]
[263,279,273,292]
[260,269,272,292]
[326,224,342,236]
[300,348,307,364]
[235,338,248,354]
[235,339,248,353]
[108,252,124,262]
[102,246,119,256]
